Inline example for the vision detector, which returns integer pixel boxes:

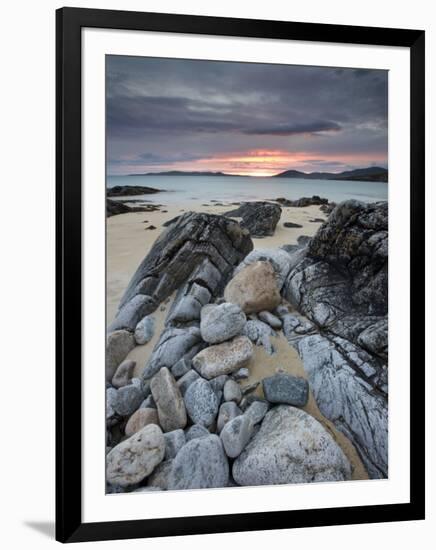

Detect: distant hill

[129,170,239,177]
[274,166,388,182]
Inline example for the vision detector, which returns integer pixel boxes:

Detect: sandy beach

[107,201,369,481]
[107,202,326,323]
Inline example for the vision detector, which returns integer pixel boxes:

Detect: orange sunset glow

[175,149,388,177]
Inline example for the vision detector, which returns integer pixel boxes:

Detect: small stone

[233,368,250,380]
[125,408,159,437]
[185,424,210,441]
[184,378,219,427]
[262,374,309,407]
[150,367,187,432]
[192,336,253,380]
[168,435,229,490]
[164,429,186,459]
[284,221,303,228]
[171,357,191,379]
[176,369,200,396]
[114,383,143,417]
[134,315,155,345]
[217,401,242,433]
[220,415,254,458]
[223,379,242,404]
[200,303,246,344]
[112,359,136,389]
[244,400,270,424]
[106,330,135,382]
[106,424,165,487]
[258,311,282,329]
[224,261,281,313]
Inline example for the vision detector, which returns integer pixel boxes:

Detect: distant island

[274,166,388,182]
[128,170,240,177]
[124,166,388,181]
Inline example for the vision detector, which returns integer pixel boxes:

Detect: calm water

[107,175,388,205]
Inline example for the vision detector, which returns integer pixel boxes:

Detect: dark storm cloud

[106,56,388,174]
[244,120,342,135]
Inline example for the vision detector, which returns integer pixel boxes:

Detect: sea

[107,175,388,205]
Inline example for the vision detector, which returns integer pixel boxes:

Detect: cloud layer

[106,56,388,176]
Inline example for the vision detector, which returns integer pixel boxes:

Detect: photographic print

[105,55,388,492]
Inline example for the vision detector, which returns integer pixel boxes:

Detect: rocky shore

[106,197,388,492]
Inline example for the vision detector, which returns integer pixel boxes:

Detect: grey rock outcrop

[297,334,388,478]
[116,212,253,316]
[279,200,389,478]
[224,202,282,237]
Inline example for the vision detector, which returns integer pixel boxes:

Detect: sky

[106,56,388,177]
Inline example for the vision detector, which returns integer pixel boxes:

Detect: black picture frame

[56,7,425,543]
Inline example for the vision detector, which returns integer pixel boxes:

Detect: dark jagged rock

[275,195,328,207]
[107,185,161,197]
[112,212,253,330]
[162,215,181,227]
[279,200,388,478]
[283,221,303,228]
[283,200,388,352]
[224,202,282,237]
[107,199,147,217]
[320,202,336,214]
